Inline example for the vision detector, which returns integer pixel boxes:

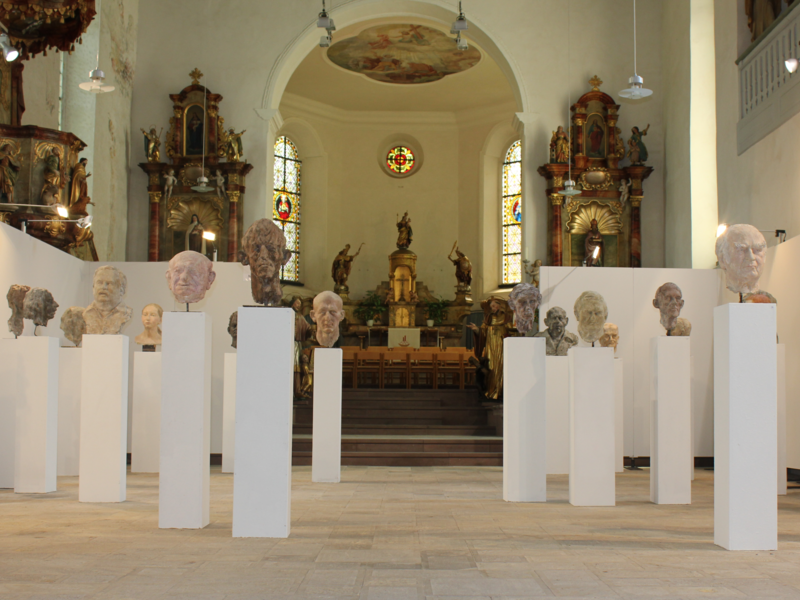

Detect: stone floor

[1,467,800,599]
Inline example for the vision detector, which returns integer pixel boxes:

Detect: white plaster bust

[84,266,132,335]
[574,290,608,344]
[715,224,767,295]
[135,303,163,346]
[310,291,345,348]
[166,251,217,304]
[508,282,541,334]
[598,322,619,353]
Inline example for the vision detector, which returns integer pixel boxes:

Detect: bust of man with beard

[310,291,345,348]
[573,290,608,344]
[84,266,132,335]
[240,219,292,306]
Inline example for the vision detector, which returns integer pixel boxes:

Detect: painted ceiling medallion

[327,24,481,84]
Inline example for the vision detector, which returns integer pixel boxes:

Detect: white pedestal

[777,344,786,496]
[650,337,692,505]
[0,339,17,488]
[57,348,81,476]
[312,348,343,483]
[15,337,59,493]
[714,303,777,551]
[159,312,211,529]
[546,357,570,475]
[569,347,615,507]
[614,358,624,473]
[222,353,237,474]
[131,352,162,473]
[79,335,129,502]
[233,307,294,538]
[503,337,546,502]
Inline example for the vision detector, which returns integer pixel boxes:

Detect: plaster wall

[20,52,60,130]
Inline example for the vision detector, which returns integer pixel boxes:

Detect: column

[630,196,642,268]
[549,193,563,266]
[312,348,343,483]
[514,112,546,263]
[227,192,239,262]
[148,191,161,262]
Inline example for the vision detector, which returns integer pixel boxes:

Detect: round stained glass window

[275,194,293,221]
[386,146,415,175]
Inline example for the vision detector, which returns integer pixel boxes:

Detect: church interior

[3,0,800,598]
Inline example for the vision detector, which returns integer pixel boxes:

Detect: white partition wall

[546,357,570,475]
[15,337,59,494]
[714,303,777,551]
[233,307,294,538]
[131,351,162,473]
[312,348,343,483]
[79,335,129,502]
[160,312,211,529]
[57,348,82,476]
[504,337,546,502]
[569,347,615,507]
[614,359,624,473]
[777,344,786,495]
[0,339,17,488]
[222,353,237,474]
[650,336,692,505]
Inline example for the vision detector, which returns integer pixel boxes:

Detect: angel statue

[618,178,631,206]
[225,128,246,162]
[525,258,542,288]
[141,127,162,163]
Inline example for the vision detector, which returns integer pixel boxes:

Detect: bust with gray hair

[574,290,608,344]
[84,265,132,335]
[22,287,59,328]
[508,282,542,335]
[715,224,767,295]
[310,291,345,348]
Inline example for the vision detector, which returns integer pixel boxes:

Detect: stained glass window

[273,136,301,282]
[502,140,522,285]
[386,146,415,175]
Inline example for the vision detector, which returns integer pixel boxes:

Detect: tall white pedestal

[222,353,237,474]
[546,357,570,475]
[233,307,294,538]
[79,335,129,502]
[0,339,17,488]
[614,358,624,473]
[504,337,546,502]
[131,352,162,473]
[57,348,81,476]
[15,337,59,493]
[160,312,211,529]
[777,344,786,496]
[650,337,692,505]
[569,347,615,507]
[312,348,343,483]
[714,303,777,551]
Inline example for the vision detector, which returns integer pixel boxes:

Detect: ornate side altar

[538,76,653,267]
[139,70,252,262]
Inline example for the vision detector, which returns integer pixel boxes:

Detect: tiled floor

[1,466,800,599]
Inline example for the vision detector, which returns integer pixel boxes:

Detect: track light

[456,32,468,51]
[450,1,468,34]
[0,34,18,61]
[317,0,335,47]
[79,53,114,94]
[786,58,798,73]
[320,34,331,48]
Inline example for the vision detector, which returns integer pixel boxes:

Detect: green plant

[422,298,450,325]
[354,291,387,323]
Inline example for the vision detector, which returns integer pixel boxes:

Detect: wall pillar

[514,112,546,267]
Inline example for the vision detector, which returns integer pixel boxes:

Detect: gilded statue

[0,143,21,203]
[467,297,513,401]
[69,158,92,208]
[41,146,62,204]
[613,126,625,158]
[584,218,603,266]
[396,211,413,249]
[550,125,570,164]
[332,243,363,292]
[745,0,782,41]
[286,295,312,397]
[141,127,162,163]
[627,124,650,165]
[448,242,472,290]
[224,128,246,162]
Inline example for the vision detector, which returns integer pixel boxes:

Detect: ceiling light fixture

[191,84,214,193]
[0,33,19,61]
[79,52,115,94]
[559,1,581,201]
[456,32,468,51]
[786,58,798,73]
[619,0,653,100]
[451,1,468,34]
[317,0,335,48]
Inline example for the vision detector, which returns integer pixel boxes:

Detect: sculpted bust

[228,310,238,348]
[715,224,767,295]
[653,282,691,336]
[310,291,345,348]
[7,284,30,337]
[60,307,86,347]
[508,282,541,335]
[22,288,59,328]
[534,306,578,356]
[84,266,132,335]
[166,251,217,304]
[135,303,163,346]
[574,291,608,344]
[598,323,619,353]
[240,219,292,306]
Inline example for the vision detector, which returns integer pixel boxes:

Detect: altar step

[292,423,496,436]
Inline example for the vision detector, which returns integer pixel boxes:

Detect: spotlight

[317,0,335,30]
[716,223,727,238]
[456,33,468,51]
[450,1,468,34]
[55,204,69,218]
[320,34,331,48]
[0,34,18,61]
[202,231,216,241]
[786,58,798,73]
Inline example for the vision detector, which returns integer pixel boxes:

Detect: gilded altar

[387,248,418,327]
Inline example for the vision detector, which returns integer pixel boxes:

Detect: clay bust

[228,310,238,348]
[135,303,163,346]
[534,306,579,356]
[60,307,86,347]
[310,291,345,348]
[574,291,608,344]
[166,251,217,304]
[715,224,767,295]
[653,282,691,336]
[507,282,541,335]
[598,323,619,353]
[743,291,777,304]
[84,266,133,335]
[7,284,30,337]
[22,288,59,327]
[240,219,292,306]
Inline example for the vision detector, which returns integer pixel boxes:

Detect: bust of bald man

[310,291,345,348]
[166,250,217,304]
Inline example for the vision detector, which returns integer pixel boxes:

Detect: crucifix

[395,274,411,302]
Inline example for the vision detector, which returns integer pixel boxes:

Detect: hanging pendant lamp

[79,52,115,94]
[560,0,581,199]
[192,85,213,193]
[619,0,652,99]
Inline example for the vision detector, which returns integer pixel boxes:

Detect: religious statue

[240,218,292,306]
[745,0,782,41]
[6,283,29,337]
[332,243,363,293]
[549,125,570,164]
[466,297,513,401]
[310,291,345,348]
[135,304,163,347]
[598,323,619,353]
[141,127,162,163]
[22,288,59,329]
[653,282,691,336]
[584,218,603,267]
[83,266,133,335]
[298,350,314,400]
[715,224,767,296]
[185,214,207,254]
[163,169,178,202]
[613,126,625,159]
[0,143,21,204]
[396,212,413,249]
[448,242,472,290]
[627,124,650,165]
[227,310,238,348]
[287,294,311,395]
[534,306,579,356]
[525,259,542,288]
[618,178,631,206]
[68,158,93,214]
[225,128,245,162]
[166,251,217,305]
[574,290,608,344]
[41,146,62,204]
[212,170,226,200]
[508,282,541,335]
[60,307,86,347]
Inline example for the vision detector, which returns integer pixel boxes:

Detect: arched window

[273,136,302,282]
[502,140,522,285]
